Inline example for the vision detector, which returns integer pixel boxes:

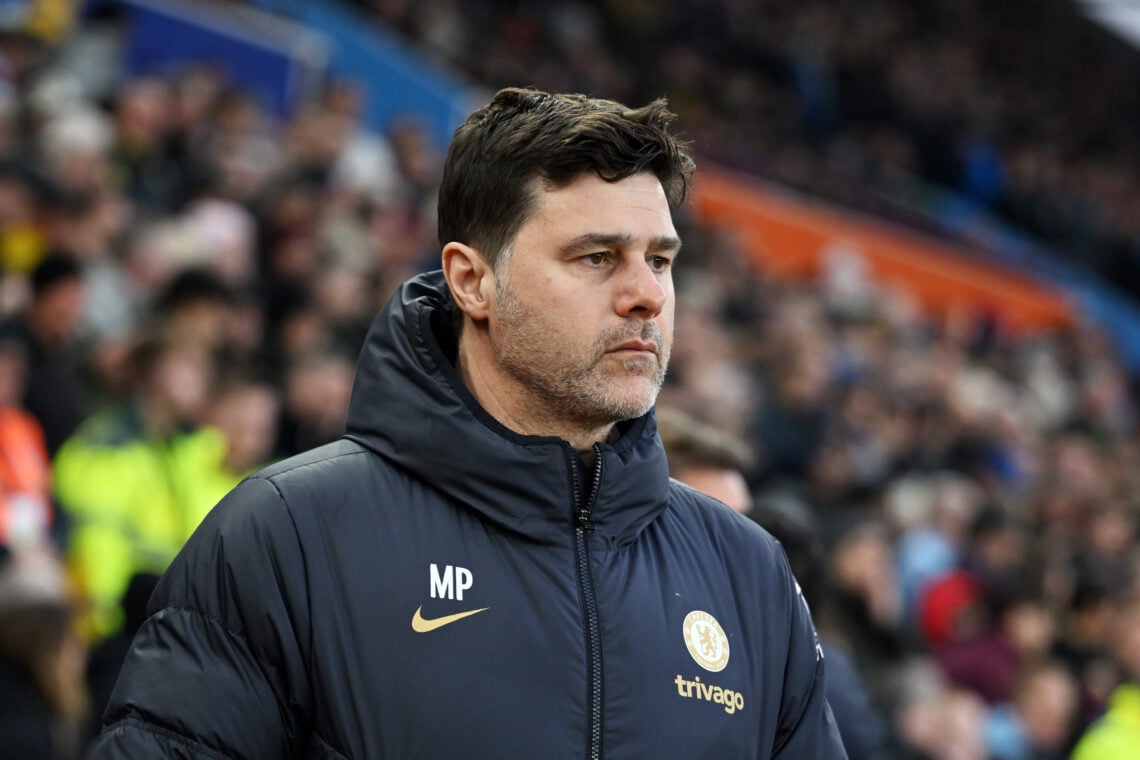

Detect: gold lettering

[672,675,745,716]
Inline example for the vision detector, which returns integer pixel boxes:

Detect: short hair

[656,407,755,475]
[155,266,232,313]
[31,253,81,298]
[438,87,694,270]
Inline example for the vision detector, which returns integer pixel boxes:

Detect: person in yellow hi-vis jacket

[1071,596,1140,760]
[53,330,277,639]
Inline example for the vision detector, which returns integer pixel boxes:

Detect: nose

[614,259,668,318]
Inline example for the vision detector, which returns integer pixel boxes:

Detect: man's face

[488,171,679,432]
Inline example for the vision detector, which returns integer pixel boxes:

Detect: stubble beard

[493,278,670,431]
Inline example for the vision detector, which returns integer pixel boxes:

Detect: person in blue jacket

[94,87,847,759]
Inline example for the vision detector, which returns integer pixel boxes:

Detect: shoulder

[238,438,384,506]
[195,440,371,528]
[199,437,404,544]
[59,406,140,449]
[253,438,374,483]
[150,466,316,631]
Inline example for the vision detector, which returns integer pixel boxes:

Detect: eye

[648,255,672,272]
[584,251,610,267]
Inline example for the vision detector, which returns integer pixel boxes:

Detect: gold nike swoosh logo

[411,605,490,633]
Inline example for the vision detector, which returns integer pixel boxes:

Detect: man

[656,405,757,514]
[53,327,226,638]
[17,253,90,456]
[95,88,846,758]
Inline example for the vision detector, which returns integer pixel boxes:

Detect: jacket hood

[345,271,670,548]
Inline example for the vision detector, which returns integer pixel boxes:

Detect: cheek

[659,310,676,356]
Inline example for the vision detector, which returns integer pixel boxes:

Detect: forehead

[522,172,678,243]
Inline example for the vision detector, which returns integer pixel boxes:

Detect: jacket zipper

[570,444,604,760]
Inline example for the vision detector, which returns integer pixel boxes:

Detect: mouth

[608,339,658,357]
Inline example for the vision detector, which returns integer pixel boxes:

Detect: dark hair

[657,406,756,475]
[31,253,81,297]
[438,87,694,269]
[155,266,232,313]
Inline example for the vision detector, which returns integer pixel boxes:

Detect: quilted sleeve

[92,476,313,759]
[770,546,849,760]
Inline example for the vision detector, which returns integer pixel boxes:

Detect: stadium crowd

[0,1,1138,758]
[360,0,1140,298]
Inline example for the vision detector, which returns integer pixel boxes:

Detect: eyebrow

[558,232,683,256]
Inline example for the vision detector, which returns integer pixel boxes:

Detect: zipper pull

[579,445,603,530]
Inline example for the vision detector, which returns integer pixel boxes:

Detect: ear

[442,242,493,321]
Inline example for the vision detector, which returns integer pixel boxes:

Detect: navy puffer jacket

[94,272,846,759]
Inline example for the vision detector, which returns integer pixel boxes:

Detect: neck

[455,334,615,453]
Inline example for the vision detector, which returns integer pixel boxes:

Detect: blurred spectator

[82,570,156,747]
[752,499,886,760]
[751,332,830,480]
[0,548,88,758]
[984,660,1079,760]
[0,323,52,552]
[200,372,280,504]
[179,198,259,290]
[829,517,904,655]
[1052,563,1119,734]
[15,252,89,456]
[152,266,234,355]
[323,80,402,205]
[932,577,1056,705]
[311,260,377,357]
[893,473,984,623]
[893,658,988,760]
[275,349,354,459]
[51,328,224,637]
[37,104,113,196]
[0,160,52,278]
[43,190,128,316]
[79,374,277,739]
[109,76,192,213]
[917,569,985,653]
[656,405,756,514]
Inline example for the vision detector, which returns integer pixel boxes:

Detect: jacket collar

[345,271,670,548]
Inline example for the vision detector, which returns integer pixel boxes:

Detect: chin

[599,383,659,422]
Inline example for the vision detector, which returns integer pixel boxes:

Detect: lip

[609,340,657,355]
